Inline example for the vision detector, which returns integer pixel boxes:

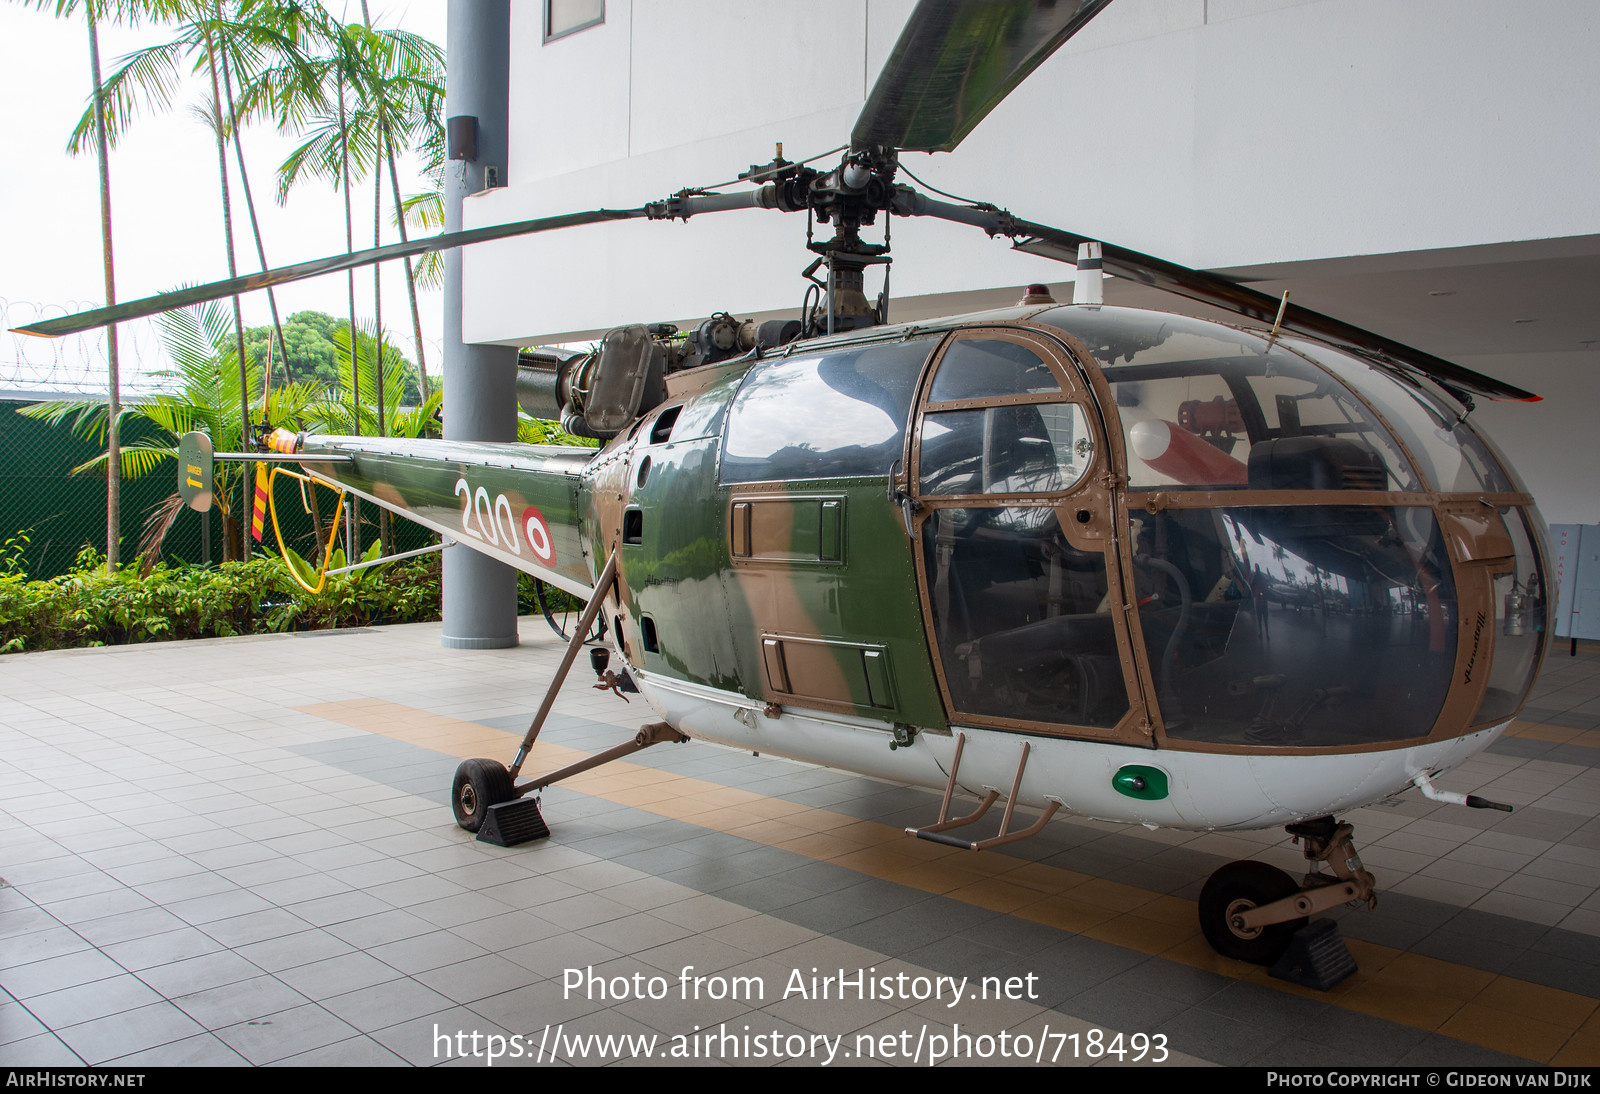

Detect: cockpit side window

[920,404,1095,497]
[914,334,1095,499]
[927,338,1064,402]
[721,336,937,483]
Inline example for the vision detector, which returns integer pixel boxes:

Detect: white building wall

[462,0,1600,522]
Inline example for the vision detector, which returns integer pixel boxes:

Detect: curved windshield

[1475,507,1548,726]
[1036,308,1421,492]
[1129,505,1457,747]
[1282,337,1517,493]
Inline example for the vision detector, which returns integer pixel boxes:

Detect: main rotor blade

[1020,224,1541,402]
[894,190,1538,402]
[14,207,651,338]
[854,0,1113,154]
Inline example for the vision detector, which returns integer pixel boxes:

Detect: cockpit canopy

[1035,307,1522,496]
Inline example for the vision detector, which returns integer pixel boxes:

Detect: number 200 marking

[454,478,557,566]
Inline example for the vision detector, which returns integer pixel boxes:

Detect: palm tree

[65,0,331,560]
[20,302,321,565]
[211,0,326,393]
[275,10,443,401]
[302,322,441,441]
[399,98,446,297]
[27,0,160,572]
[356,3,443,401]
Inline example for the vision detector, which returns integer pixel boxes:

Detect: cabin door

[907,328,1149,743]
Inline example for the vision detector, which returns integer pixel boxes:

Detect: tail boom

[294,435,598,599]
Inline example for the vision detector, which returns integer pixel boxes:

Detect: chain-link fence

[0,395,430,580]
[1,298,436,579]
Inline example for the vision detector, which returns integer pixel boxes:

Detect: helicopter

[18,0,1553,974]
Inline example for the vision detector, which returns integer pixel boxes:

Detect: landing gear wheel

[1198,860,1307,965]
[452,758,514,834]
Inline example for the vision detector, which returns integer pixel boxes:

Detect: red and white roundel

[522,506,555,565]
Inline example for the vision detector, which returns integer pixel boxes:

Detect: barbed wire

[0,298,178,399]
[1,297,445,402]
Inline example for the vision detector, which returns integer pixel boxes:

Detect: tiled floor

[1,621,1598,1067]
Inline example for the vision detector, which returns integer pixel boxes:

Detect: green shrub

[0,530,599,654]
[0,540,446,653]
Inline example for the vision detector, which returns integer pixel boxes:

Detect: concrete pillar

[442,0,518,649]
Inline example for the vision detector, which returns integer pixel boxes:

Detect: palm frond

[136,492,186,576]
[68,38,189,154]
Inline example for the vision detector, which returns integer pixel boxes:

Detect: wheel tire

[452,758,513,833]
[1198,860,1307,965]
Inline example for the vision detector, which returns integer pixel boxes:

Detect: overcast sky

[0,2,449,395]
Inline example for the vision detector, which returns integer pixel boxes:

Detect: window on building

[545,0,604,42]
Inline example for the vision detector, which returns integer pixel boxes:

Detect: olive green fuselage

[297,358,948,734]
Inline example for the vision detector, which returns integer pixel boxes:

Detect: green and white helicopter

[23,0,1549,968]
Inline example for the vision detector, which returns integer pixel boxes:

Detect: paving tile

[319,977,457,1033]
[282,889,403,928]
[448,910,566,951]
[97,926,222,972]
[413,954,542,1005]
[368,1006,516,1067]
[0,1033,86,1066]
[136,949,267,1000]
[104,1032,252,1066]
[0,949,124,1000]
[170,975,312,1030]
[267,1034,409,1066]
[0,927,91,969]
[324,909,438,950]
[24,975,166,1031]
[213,1002,360,1065]
[200,908,313,948]
[0,999,49,1047]
[54,1001,205,1065]
[274,951,405,1001]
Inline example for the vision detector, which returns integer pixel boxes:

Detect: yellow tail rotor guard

[266,465,346,594]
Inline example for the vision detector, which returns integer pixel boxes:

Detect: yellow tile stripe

[1509,719,1600,751]
[301,698,1600,1065]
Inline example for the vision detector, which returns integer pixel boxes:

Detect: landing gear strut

[1198,816,1377,966]
[448,551,688,845]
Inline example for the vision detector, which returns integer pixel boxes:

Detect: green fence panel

[0,398,431,580]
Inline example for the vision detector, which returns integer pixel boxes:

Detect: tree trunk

[373,143,392,553]
[85,1,120,574]
[337,60,360,557]
[387,129,430,401]
[357,0,428,405]
[214,6,290,393]
[203,27,253,563]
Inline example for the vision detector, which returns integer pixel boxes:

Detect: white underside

[634,670,1506,832]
